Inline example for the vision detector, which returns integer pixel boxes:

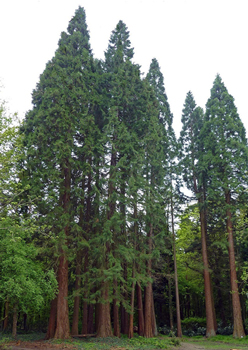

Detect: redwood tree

[22,6,93,339]
[179,91,216,337]
[204,74,247,338]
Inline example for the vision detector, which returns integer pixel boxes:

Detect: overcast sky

[0,0,247,137]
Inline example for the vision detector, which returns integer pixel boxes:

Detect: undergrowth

[0,333,180,350]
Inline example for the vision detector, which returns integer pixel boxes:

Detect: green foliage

[3,5,248,339]
[0,216,57,312]
[179,90,205,195]
[0,96,57,332]
[181,317,206,329]
[203,74,248,207]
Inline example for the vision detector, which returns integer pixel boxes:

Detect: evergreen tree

[146,59,179,336]
[146,58,173,129]
[21,6,94,339]
[179,91,217,337]
[204,74,248,338]
[92,19,147,338]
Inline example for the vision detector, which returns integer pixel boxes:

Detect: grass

[0,333,179,350]
[2,333,248,350]
[53,334,180,350]
[182,334,248,349]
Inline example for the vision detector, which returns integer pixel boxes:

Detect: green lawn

[182,335,248,350]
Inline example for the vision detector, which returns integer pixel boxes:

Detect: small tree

[0,98,57,338]
[0,220,57,338]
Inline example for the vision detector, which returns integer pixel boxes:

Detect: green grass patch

[182,334,248,349]
[51,334,180,350]
[0,333,180,350]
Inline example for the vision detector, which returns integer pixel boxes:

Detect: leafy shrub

[217,324,233,335]
[244,319,248,333]
[158,325,171,335]
[181,317,206,329]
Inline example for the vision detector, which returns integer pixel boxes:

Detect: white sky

[0,0,247,137]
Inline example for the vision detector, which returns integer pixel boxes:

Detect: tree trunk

[121,264,129,334]
[45,297,57,340]
[82,251,89,335]
[199,203,216,337]
[54,161,71,339]
[226,191,245,338]
[210,278,218,331]
[113,279,120,337]
[23,313,28,332]
[171,190,182,337]
[71,261,81,335]
[12,304,18,339]
[144,223,154,338]
[128,264,135,338]
[168,276,174,331]
[97,142,114,338]
[88,303,94,334]
[3,300,9,332]
[96,284,113,337]
[144,282,154,338]
[54,254,70,339]
[136,282,144,336]
[151,291,158,336]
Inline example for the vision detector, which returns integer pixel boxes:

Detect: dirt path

[2,340,247,350]
[176,341,246,350]
[177,343,206,350]
[0,341,76,350]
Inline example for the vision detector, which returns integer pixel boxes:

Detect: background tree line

[1,6,248,340]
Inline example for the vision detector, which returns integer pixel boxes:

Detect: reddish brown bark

[82,302,88,335]
[96,284,113,337]
[144,223,154,338]
[71,262,81,335]
[144,282,154,338]
[190,111,216,337]
[45,297,57,339]
[54,161,71,339]
[200,205,216,337]
[226,191,245,338]
[95,303,100,333]
[128,264,135,338]
[168,276,174,331]
[88,303,94,334]
[121,264,129,335]
[171,190,182,337]
[96,145,115,338]
[82,251,89,335]
[54,254,70,339]
[120,303,129,334]
[210,278,218,332]
[151,291,157,336]
[113,279,120,337]
[194,170,216,337]
[136,282,144,336]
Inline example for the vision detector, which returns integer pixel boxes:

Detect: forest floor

[176,338,248,350]
[1,335,248,350]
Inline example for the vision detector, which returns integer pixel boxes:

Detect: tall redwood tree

[22,6,93,339]
[204,75,247,338]
[179,91,216,337]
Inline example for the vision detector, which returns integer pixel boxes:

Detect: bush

[181,317,206,329]
[217,324,233,335]
[158,325,171,335]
